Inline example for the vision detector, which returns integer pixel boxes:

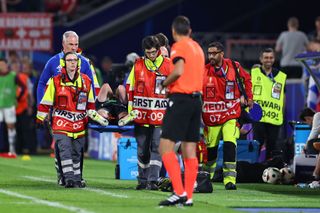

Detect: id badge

[76,92,87,110]
[225,81,235,100]
[271,82,282,99]
[154,75,166,95]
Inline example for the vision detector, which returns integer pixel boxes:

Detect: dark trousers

[16,110,37,154]
[253,122,282,159]
[53,134,85,182]
[135,125,162,183]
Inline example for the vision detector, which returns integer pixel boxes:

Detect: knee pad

[223,141,236,162]
[207,146,218,161]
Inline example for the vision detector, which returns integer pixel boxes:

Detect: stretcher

[88,124,134,133]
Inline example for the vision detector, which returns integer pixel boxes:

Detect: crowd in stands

[4,0,112,24]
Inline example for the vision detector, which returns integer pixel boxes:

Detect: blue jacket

[37,52,94,105]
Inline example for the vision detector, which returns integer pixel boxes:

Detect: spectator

[275,17,309,79]
[125,52,139,69]
[309,16,320,41]
[9,60,21,73]
[14,59,36,155]
[87,55,103,87]
[0,58,26,157]
[123,52,139,85]
[305,39,320,111]
[59,0,78,23]
[8,51,19,65]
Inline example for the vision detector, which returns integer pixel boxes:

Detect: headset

[62,51,79,68]
[61,52,79,82]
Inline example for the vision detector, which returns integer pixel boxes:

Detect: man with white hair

[37,31,98,103]
[37,31,99,187]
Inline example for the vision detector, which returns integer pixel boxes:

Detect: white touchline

[23,176,129,199]
[23,176,53,183]
[0,189,94,213]
[227,198,275,202]
[84,188,128,198]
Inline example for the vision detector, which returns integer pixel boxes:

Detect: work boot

[146,181,158,190]
[58,177,65,186]
[74,181,86,188]
[135,182,147,190]
[225,182,237,190]
[65,180,74,188]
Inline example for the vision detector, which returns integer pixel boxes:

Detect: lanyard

[145,58,163,76]
[215,64,229,78]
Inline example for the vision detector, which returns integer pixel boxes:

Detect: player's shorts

[96,99,127,125]
[0,106,16,123]
[161,93,202,142]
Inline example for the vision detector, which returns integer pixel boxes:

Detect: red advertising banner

[0,13,53,51]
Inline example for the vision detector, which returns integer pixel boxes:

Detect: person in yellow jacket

[251,48,287,160]
[37,52,95,188]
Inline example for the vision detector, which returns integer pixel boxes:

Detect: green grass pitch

[0,156,320,213]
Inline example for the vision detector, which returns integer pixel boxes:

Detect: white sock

[179,191,187,197]
[185,199,193,204]
[8,128,16,154]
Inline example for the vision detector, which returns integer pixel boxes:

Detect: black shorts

[96,100,127,124]
[161,93,202,142]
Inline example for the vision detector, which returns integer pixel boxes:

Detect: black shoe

[136,182,147,190]
[225,182,237,190]
[65,180,74,188]
[58,177,65,186]
[146,181,158,190]
[81,179,87,187]
[74,181,86,188]
[159,193,187,206]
